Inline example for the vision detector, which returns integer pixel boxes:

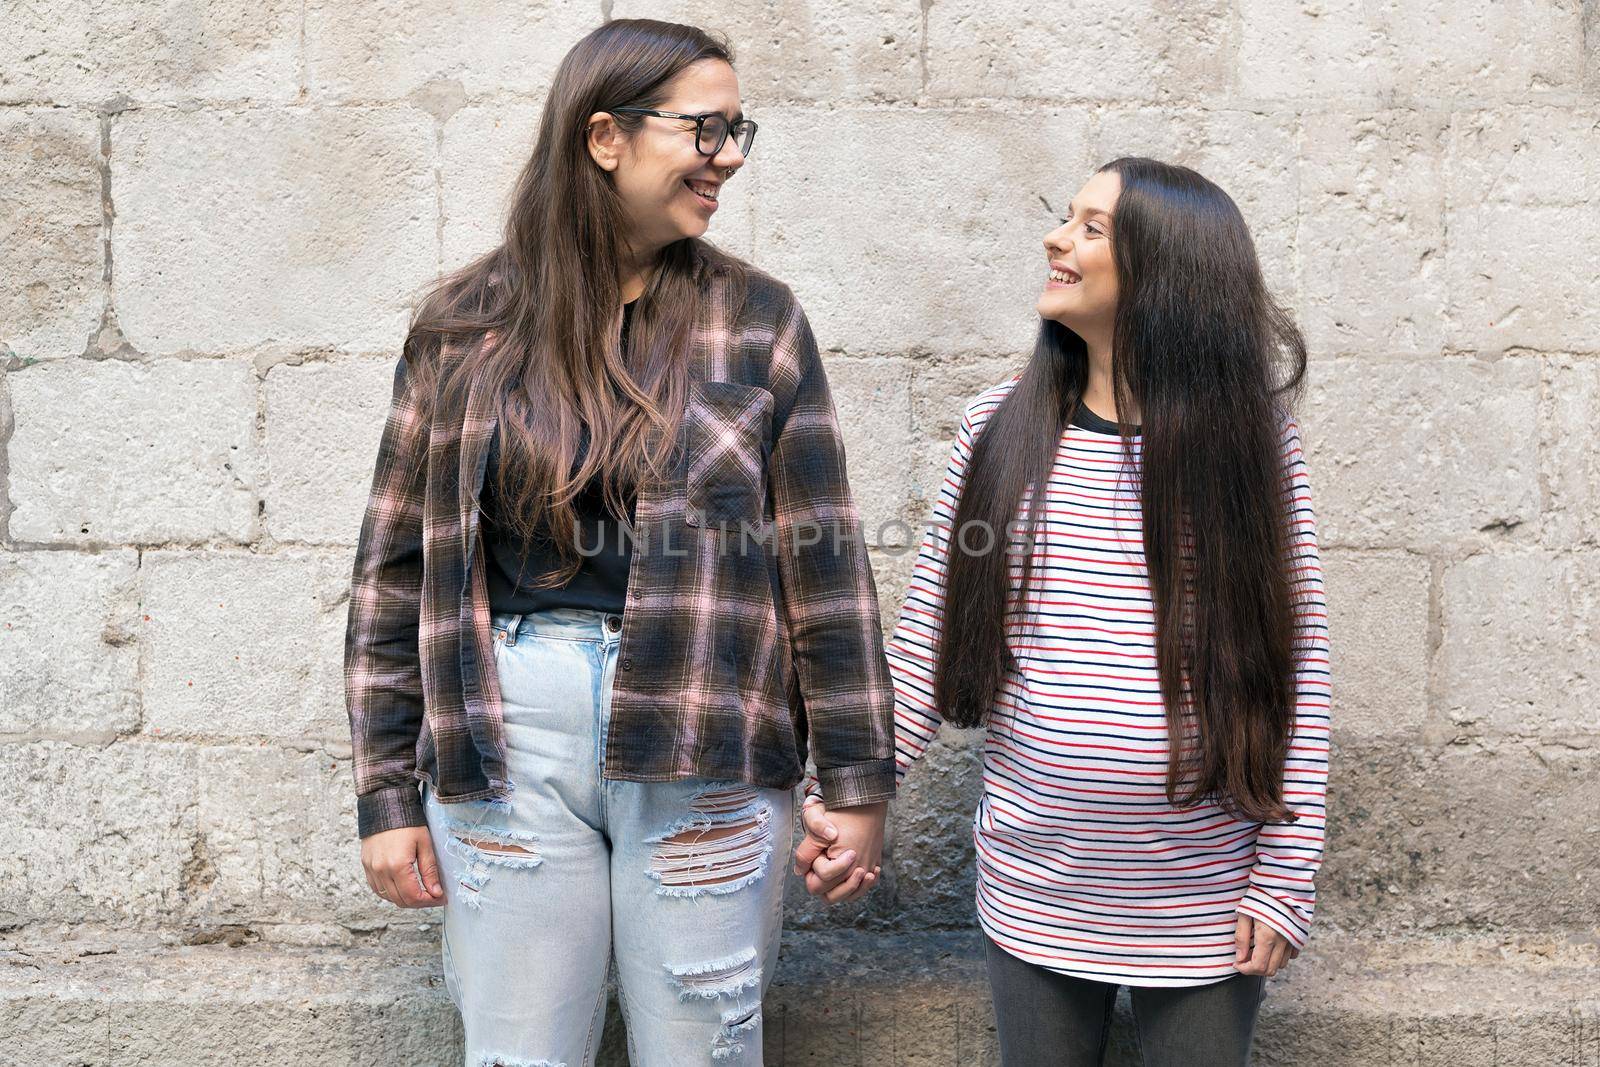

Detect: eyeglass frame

[607,107,758,158]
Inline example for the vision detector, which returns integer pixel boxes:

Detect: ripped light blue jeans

[422,607,794,1067]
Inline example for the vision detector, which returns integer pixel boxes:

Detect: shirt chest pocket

[683,380,774,528]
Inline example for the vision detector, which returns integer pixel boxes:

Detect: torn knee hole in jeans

[647,785,773,897]
[712,1004,762,1061]
[666,948,763,1002]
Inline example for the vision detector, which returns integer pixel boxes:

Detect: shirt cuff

[1237,885,1312,950]
[356,781,427,839]
[816,758,896,809]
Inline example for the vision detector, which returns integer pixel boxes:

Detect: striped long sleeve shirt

[888,376,1331,987]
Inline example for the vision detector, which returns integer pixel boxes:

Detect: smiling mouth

[1048,267,1081,285]
[685,179,720,203]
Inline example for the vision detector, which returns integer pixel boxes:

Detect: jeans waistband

[491,607,623,646]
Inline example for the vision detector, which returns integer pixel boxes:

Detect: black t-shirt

[481,301,638,615]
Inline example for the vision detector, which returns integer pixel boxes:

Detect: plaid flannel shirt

[344,264,897,838]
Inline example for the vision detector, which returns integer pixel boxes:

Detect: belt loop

[505,613,524,647]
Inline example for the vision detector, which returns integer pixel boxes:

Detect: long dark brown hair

[935,157,1308,823]
[400,19,747,584]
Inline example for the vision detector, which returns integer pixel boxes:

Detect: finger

[372,865,401,907]
[1267,939,1291,977]
[1289,946,1300,960]
[1233,914,1254,965]
[416,842,445,900]
[810,849,858,886]
[1246,928,1274,976]
[842,869,878,903]
[824,866,867,904]
[791,832,830,876]
[390,855,432,907]
[799,802,838,843]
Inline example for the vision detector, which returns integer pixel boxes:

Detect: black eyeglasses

[609,108,758,158]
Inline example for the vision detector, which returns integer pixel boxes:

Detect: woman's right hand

[361,826,446,908]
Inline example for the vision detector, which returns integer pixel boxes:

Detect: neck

[618,246,660,304]
[1075,325,1136,424]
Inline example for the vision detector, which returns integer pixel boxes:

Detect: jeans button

[605,615,621,633]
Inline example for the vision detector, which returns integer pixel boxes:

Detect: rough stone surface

[925,0,1233,102]
[140,550,350,741]
[303,0,600,102]
[0,108,103,364]
[1237,0,1585,101]
[610,0,923,103]
[113,108,438,356]
[1297,109,1449,358]
[1541,357,1600,547]
[0,549,140,736]
[1321,549,1432,740]
[1300,358,1541,550]
[1318,740,1599,935]
[263,359,396,546]
[1436,552,1599,738]
[749,107,1094,355]
[0,0,301,105]
[7,359,258,545]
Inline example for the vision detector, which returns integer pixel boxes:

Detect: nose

[712,137,746,174]
[1044,226,1071,256]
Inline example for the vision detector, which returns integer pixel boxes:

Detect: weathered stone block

[1238,0,1584,100]
[0,109,103,363]
[1541,357,1600,548]
[1437,551,1599,737]
[1445,202,1600,354]
[7,359,258,544]
[114,108,437,355]
[609,0,923,103]
[141,550,350,741]
[1450,108,1600,209]
[925,0,1232,101]
[1322,549,1431,740]
[748,107,1094,355]
[0,0,300,106]
[830,356,916,543]
[264,359,395,545]
[304,0,599,102]
[194,746,388,928]
[0,740,200,924]
[1299,358,1541,550]
[0,549,140,736]
[1297,110,1449,358]
[1319,740,1599,934]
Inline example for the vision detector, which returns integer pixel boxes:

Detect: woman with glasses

[344,19,892,1066]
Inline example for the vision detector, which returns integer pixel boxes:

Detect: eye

[1086,223,1104,237]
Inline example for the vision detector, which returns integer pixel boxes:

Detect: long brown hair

[934,158,1308,823]
[401,19,747,584]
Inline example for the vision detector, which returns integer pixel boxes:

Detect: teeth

[688,182,719,201]
[1049,269,1079,284]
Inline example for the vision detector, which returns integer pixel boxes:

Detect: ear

[586,111,623,173]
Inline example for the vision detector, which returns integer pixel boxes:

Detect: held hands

[361,826,446,908]
[791,796,886,904]
[1233,913,1299,977]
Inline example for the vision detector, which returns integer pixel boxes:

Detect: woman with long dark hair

[344,20,891,1065]
[802,158,1331,1064]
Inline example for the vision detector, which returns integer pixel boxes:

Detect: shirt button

[622,657,633,671]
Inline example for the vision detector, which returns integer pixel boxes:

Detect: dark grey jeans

[984,936,1266,1067]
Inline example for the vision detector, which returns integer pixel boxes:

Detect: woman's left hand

[1234,914,1300,977]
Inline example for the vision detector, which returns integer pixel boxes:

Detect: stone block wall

[3,2,1596,1063]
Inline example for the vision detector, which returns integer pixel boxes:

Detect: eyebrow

[1068,200,1111,221]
